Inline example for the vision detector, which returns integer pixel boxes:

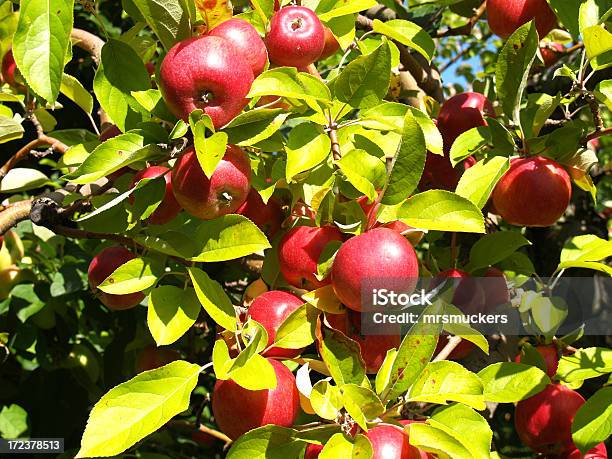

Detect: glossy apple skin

[248,290,305,358]
[366,424,424,459]
[515,384,586,455]
[159,36,254,128]
[487,0,557,39]
[331,228,419,312]
[172,145,251,220]
[88,246,145,310]
[278,225,343,290]
[562,442,608,459]
[515,344,559,378]
[266,6,325,68]
[212,358,300,440]
[541,43,565,67]
[318,26,340,60]
[356,195,423,245]
[209,18,268,77]
[432,269,486,314]
[437,92,495,150]
[237,189,283,237]
[492,156,572,227]
[135,346,181,373]
[131,166,182,225]
[483,267,510,309]
[326,310,400,374]
[1,49,19,87]
[304,444,324,458]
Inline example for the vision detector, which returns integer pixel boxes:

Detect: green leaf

[190,215,271,262]
[77,361,201,458]
[449,126,490,167]
[248,68,331,106]
[93,39,151,132]
[226,426,307,459]
[194,125,228,178]
[335,41,391,109]
[310,380,344,420]
[0,168,50,192]
[557,347,612,383]
[372,19,435,62]
[320,327,366,386]
[548,0,582,39]
[392,190,485,233]
[98,257,160,294]
[286,123,332,181]
[129,176,168,222]
[521,93,562,138]
[583,25,612,70]
[495,21,539,126]
[64,134,163,184]
[466,231,531,271]
[188,267,237,332]
[556,260,612,275]
[441,304,489,354]
[131,0,191,51]
[0,115,24,144]
[229,320,269,372]
[341,384,384,431]
[427,404,493,459]
[0,404,28,439]
[320,433,372,459]
[409,422,472,459]
[224,109,289,147]
[381,111,427,205]
[61,73,94,115]
[147,286,201,345]
[337,149,386,201]
[275,304,319,350]
[478,362,550,403]
[316,0,377,21]
[560,234,612,263]
[572,387,612,454]
[12,0,73,102]
[407,360,486,410]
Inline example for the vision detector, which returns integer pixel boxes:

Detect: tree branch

[0,200,33,236]
[584,126,612,143]
[433,336,463,362]
[0,135,69,180]
[436,2,486,37]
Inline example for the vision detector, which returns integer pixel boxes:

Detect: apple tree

[0,0,611,458]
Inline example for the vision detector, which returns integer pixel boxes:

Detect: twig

[436,2,486,38]
[584,126,612,143]
[0,200,33,236]
[71,28,104,64]
[0,135,69,179]
[433,336,463,361]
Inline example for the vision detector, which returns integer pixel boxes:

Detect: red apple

[356,195,424,245]
[1,49,21,88]
[131,166,182,225]
[318,26,340,60]
[278,225,343,290]
[487,0,557,39]
[482,267,510,309]
[304,444,324,458]
[191,430,217,448]
[515,383,586,455]
[331,228,419,312]
[237,189,284,237]
[326,310,400,374]
[437,92,495,150]
[515,344,559,378]
[492,156,572,227]
[418,153,473,192]
[88,246,145,310]
[172,145,251,220]
[541,42,565,67]
[432,269,486,314]
[247,290,305,358]
[562,443,608,459]
[212,358,300,440]
[265,6,325,68]
[366,424,424,459]
[209,18,268,77]
[135,346,181,373]
[159,35,254,128]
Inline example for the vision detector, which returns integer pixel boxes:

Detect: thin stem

[433,336,463,362]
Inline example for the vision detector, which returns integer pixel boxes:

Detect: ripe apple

[247,290,305,358]
[432,269,486,314]
[278,225,343,290]
[482,267,510,309]
[492,156,572,227]
[237,189,284,237]
[131,166,182,225]
[212,358,300,440]
[159,35,254,128]
[135,346,181,373]
[331,228,419,312]
[172,145,251,220]
[418,153,462,192]
[487,0,557,39]
[318,26,340,60]
[366,424,423,459]
[326,311,400,374]
[265,6,325,68]
[515,344,559,378]
[356,195,423,245]
[541,43,565,67]
[88,246,145,310]
[563,443,608,459]
[515,383,586,455]
[304,444,323,458]
[437,92,495,150]
[209,18,268,77]
[1,49,22,88]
